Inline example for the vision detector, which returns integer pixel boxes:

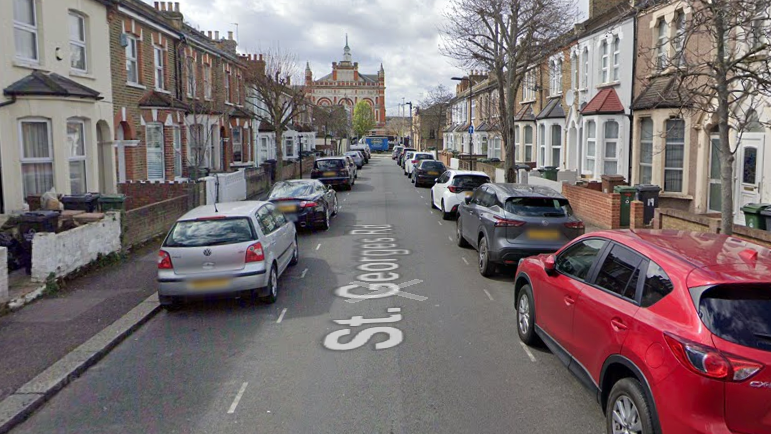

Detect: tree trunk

[274,128,284,181]
[715,15,734,235]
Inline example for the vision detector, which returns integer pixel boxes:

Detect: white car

[430,170,491,220]
[402,151,417,174]
[350,144,370,162]
[407,152,435,179]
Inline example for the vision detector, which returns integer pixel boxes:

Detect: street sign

[468,125,474,134]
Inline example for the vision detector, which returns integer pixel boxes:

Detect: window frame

[584,120,596,175]
[657,18,670,70]
[600,40,609,84]
[603,120,619,175]
[19,118,54,198]
[14,0,39,63]
[153,45,165,90]
[639,118,654,185]
[524,125,534,161]
[125,35,139,85]
[551,124,562,167]
[69,11,87,73]
[186,56,196,98]
[673,11,686,66]
[66,119,88,194]
[172,126,182,178]
[232,127,243,163]
[225,70,231,103]
[582,47,589,89]
[146,123,165,181]
[589,242,647,304]
[612,36,620,82]
[664,118,685,193]
[204,63,212,100]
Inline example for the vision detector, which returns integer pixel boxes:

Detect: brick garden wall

[119,181,200,210]
[123,195,191,247]
[654,208,771,248]
[562,183,622,229]
[245,168,270,199]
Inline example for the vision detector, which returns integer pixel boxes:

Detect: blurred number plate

[465,191,473,196]
[323,171,336,176]
[189,278,231,290]
[527,230,559,240]
[428,171,439,175]
[278,205,297,213]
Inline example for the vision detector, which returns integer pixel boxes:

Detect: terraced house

[108,0,252,183]
[0,0,117,213]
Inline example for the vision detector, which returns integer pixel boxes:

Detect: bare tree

[244,48,309,180]
[313,104,348,153]
[441,0,577,181]
[642,0,771,234]
[418,84,454,149]
[184,58,223,179]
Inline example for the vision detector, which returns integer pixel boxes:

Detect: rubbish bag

[0,232,25,272]
[40,188,63,211]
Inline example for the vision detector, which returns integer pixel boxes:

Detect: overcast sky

[145,0,587,116]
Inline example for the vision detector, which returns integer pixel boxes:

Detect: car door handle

[611,318,628,331]
[564,296,575,306]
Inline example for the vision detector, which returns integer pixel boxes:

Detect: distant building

[305,37,386,135]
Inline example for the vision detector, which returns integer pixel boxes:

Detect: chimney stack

[154,2,159,9]
[228,31,234,40]
[215,31,220,40]
[259,54,263,61]
[208,31,213,39]
[175,2,180,12]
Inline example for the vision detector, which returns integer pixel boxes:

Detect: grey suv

[456,184,584,276]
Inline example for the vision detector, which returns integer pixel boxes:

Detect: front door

[735,134,765,225]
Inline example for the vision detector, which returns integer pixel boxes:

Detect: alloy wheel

[611,396,643,434]
[270,268,278,298]
[518,294,530,335]
[479,239,487,271]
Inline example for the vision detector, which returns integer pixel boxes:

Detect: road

[11,155,605,434]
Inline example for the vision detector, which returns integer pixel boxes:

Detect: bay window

[173,126,182,178]
[639,118,653,184]
[67,120,87,194]
[551,125,562,167]
[232,127,243,163]
[20,119,53,197]
[584,120,596,175]
[538,124,546,166]
[664,119,685,192]
[146,123,165,180]
[524,126,533,161]
[603,120,619,175]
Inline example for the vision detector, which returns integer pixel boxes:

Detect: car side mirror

[544,255,557,275]
[464,196,472,205]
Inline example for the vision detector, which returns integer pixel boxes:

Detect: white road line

[300,268,308,279]
[315,243,321,251]
[448,236,453,241]
[344,198,347,202]
[437,221,443,226]
[520,342,537,362]
[419,195,424,199]
[461,257,469,266]
[483,289,494,301]
[227,382,249,414]
[277,308,287,323]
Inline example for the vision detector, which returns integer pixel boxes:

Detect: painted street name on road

[323,224,424,351]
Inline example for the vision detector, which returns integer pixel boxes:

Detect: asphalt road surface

[12,155,606,434]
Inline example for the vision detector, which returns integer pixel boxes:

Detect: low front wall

[31,213,122,282]
[562,183,621,229]
[527,176,564,192]
[123,196,191,248]
[0,247,7,303]
[119,181,197,211]
[475,162,502,179]
[245,168,270,199]
[655,208,771,248]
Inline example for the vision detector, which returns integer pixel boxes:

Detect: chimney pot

[259,54,263,61]
[208,31,213,38]
[175,2,180,12]
[154,1,160,9]
[215,31,220,40]
[228,31,234,40]
[164,2,169,11]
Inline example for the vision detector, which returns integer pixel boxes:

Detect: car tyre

[517,285,539,345]
[606,378,655,434]
[261,266,279,304]
[319,208,331,230]
[478,236,495,277]
[289,236,300,266]
[441,200,452,220]
[332,197,339,216]
[159,295,182,311]
[430,192,437,209]
[456,218,469,248]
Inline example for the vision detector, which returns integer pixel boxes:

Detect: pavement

[5,155,605,434]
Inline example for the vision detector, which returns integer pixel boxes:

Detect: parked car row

[156,148,372,310]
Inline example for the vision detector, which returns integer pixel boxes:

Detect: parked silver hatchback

[157,201,298,309]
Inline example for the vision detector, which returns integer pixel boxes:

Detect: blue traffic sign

[468,125,474,134]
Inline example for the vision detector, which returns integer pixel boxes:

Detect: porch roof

[138,91,188,110]
[632,75,691,111]
[228,106,254,118]
[581,87,624,115]
[536,97,566,120]
[4,71,102,100]
[513,103,535,121]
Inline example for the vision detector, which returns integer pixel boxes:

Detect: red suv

[515,230,771,434]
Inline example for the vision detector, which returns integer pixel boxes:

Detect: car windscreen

[505,197,574,217]
[419,161,445,170]
[164,217,256,248]
[315,159,344,170]
[697,284,771,352]
[269,182,315,199]
[415,154,434,160]
[452,175,489,188]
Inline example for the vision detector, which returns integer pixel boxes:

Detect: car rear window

[269,182,314,199]
[505,197,574,217]
[420,161,445,170]
[452,175,489,188]
[415,154,434,160]
[698,284,771,352]
[164,217,256,248]
[315,160,344,170]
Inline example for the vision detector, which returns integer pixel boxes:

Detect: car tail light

[564,221,585,229]
[300,201,317,208]
[494,216,526,227]
[158,250,173,269]
[411,159,417,164]
[448,186,459,193]
[246,242,265,263]
[664,333,763,382]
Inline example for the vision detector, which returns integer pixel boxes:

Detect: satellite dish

[565,90,575,106]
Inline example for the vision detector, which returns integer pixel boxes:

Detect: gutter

[0,95,17,108]
[627,14,638,184]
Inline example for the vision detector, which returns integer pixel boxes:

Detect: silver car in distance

[157,201,298,309]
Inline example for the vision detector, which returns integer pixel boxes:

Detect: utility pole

[405,101,413,149]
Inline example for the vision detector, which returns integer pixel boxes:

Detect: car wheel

[456,218,469,248]
[517,285,539,345]
[261,266,278,304]
[606,378,655,434]
[441,200,452,220]
[289,236,299,266]
[478,236,495,277]
[430,192,437,209]
[159,295,182,311]
[320,207,331,230]
[332,197,339,216]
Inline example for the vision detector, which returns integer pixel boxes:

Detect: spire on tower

[343,34,352,63]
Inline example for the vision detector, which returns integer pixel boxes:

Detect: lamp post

[298,134,303,177]
[405,101,413,149]
[451,76,473,155]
